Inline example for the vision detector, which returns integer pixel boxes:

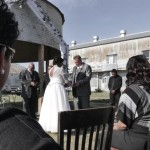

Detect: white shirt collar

[76,64,83,69]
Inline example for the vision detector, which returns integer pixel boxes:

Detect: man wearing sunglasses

[0,0,62,149]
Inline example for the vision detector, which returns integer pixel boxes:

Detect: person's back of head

[0,0,19,46]
[126,55,150,93]
[0,0,19,90]
[53,56,64,67]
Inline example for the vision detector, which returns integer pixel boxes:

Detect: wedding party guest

[108,69,122,108]
[0,0,62,149]
[38,65,52,114]
[72,55,92,109]
[39,56,70,133]
[111,55,150,150]
[20,63,40,119]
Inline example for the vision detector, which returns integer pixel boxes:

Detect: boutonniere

[80,66,83,69]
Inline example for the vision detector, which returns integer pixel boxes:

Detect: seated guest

[111,55,150,150]
[0,0,62,149]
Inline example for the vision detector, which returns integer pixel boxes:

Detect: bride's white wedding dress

[39,65,70,133]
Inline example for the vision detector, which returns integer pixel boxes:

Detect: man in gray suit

[20,63,40,119]
[72,55,92,109]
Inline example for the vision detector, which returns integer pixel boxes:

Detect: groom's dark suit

[72,63,92,109]
[20,69,40,119]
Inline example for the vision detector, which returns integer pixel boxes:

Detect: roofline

[70,31,150,50]
[42,0,65,24]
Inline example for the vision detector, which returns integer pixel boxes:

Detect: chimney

[93,36,99,42]
[120,30,126,37]
[71,41,77,46]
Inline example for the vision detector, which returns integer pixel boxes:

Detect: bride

[39,56,70,133]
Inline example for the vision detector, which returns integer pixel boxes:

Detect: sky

[49,0,150,44]
[18,0,150,70]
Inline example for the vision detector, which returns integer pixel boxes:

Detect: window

[102,77,107,83]
[82,58,87,63]
[106,54,117,64]
[143,50,150,60]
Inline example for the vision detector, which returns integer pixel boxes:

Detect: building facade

[69,31,150,91]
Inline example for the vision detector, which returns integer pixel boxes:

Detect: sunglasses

[0,44,15,60]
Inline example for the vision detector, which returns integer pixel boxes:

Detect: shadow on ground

[69,99,110,110]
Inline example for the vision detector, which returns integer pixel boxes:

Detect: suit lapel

[26,70,32,81]
[73,63,85,83]
[73,67,77,84]
[75,64,85,78]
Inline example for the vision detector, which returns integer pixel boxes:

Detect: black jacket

[108,75,122,93]
[0,107,62,150]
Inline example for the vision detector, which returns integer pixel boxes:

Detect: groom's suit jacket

[72,63,92,97]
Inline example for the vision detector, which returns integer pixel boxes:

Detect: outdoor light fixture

[43,15,46,22]
[19,3,22,8]
[43,14,50,22]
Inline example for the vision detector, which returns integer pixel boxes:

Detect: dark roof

[43,0,65,24]
[70,31,150,50]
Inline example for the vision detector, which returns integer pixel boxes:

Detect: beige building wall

[69,33,150,91]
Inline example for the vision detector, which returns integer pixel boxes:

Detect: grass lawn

[0,91,110,109]
[1,91,110,103]
[68,91,109,101]
[0,91,111,148]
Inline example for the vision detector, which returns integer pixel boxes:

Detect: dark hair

[0,0,19,46]
[126,55,150,93]
[53,56,64,66]
[73,55,82,60]
[111,69,117,73]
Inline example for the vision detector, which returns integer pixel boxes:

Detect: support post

[46,60,49,73]
[38,44,44,115]
[97,72,100,90]
[38,44,44,78]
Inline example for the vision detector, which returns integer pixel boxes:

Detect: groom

[72,55,92,109]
